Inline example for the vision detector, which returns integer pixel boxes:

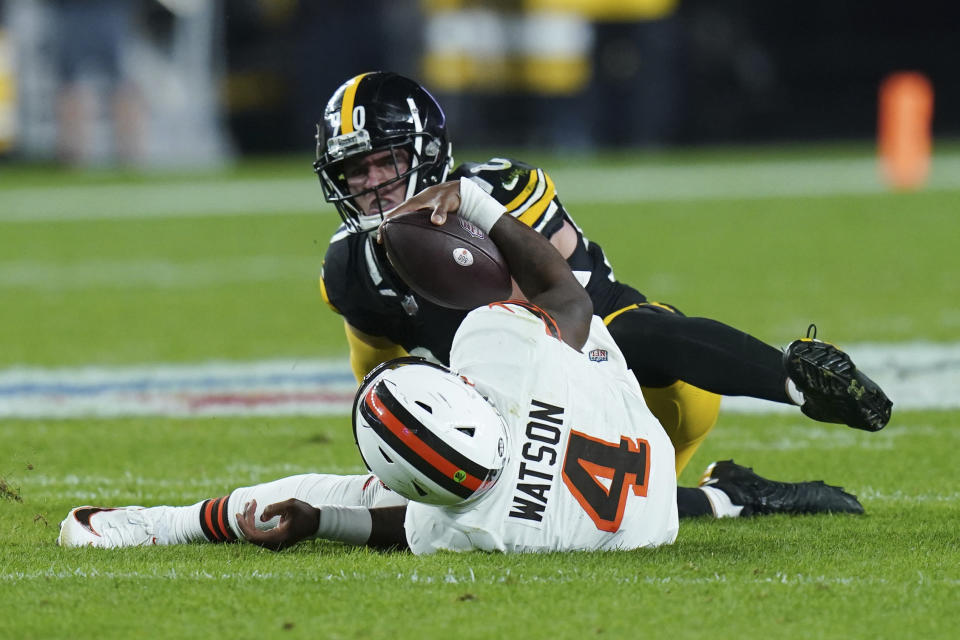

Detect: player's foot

[784,325,892,432]
[58,506,171,548]
[699,460,864,516]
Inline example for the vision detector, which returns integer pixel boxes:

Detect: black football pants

[605,307,792,405]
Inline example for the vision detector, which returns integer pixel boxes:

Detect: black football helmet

[314,72,453,232]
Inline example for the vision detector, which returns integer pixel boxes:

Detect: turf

[3,413,957,639]
[2,148,958,639]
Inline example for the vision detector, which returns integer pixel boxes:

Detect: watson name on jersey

[405,302,678,554]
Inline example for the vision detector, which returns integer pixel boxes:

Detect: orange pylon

[878,72,934,191]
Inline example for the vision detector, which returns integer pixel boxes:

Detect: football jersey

[404,302,679,554]
[320,157,647,365]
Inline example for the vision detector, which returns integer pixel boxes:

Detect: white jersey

[405,302,678,554]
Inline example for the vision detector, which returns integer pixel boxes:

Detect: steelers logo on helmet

[352,357,509,506]
[314,72,454,233]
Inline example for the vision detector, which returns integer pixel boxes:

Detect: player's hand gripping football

[377,181,462,242]
[235,498,320,551]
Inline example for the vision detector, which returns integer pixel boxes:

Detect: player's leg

[641,382,721,475]
[605,302,793,402]
[606,304,891,432]
[58,473,405,548]
[604,303,744,476]
[677,460,864,518]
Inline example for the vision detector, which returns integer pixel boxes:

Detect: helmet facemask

[314,131,450,233]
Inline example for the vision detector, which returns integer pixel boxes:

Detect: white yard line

[0,342,958,418]
[0,256,318,290]
[0,178,316,222]
[3,154,960,223]
[1,567,954,586]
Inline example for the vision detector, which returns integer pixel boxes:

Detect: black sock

[198,496,238,542]
[677,487,713,518]
[608,310,791,403]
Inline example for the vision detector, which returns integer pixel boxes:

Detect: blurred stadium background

[0,0,956,165]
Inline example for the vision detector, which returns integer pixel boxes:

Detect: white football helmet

[352,358,508,506]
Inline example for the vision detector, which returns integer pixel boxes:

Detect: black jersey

[320,157,647,364]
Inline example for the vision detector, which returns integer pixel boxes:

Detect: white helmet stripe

[404,96,425,202]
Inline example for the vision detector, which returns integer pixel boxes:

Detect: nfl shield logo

[588,349,608,362]
[458,218,485,238]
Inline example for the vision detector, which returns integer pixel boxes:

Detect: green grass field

[2,147,959,639]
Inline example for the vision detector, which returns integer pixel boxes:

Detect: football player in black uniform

[314,72,892,475]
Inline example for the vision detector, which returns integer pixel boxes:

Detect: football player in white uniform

[58,180,864,553]
[314,72,892,477]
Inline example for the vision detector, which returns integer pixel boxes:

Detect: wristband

[458,177,507,233]
[314,506,373,545]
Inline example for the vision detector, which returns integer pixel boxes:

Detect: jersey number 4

[561,431,650,532]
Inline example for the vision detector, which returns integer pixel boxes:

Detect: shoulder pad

[453,158,558,228]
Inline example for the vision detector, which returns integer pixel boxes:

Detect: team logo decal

[453,469,467,483]
[452,247,474,267]
[458,218,485,238]
[588,349,608,362]
[501,166,523,190]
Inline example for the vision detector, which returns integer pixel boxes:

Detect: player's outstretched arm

[487,213,592,348]
[236,499,409,551]
[386,180,593,350]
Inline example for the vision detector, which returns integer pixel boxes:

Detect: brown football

[380,209,512,310]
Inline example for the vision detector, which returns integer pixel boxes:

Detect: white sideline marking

[0,178,317,223]
[3,154,959,223]
[0,359,356,418]
[555,155,960,204]
[0,342,958,418]
[713,424,958,453]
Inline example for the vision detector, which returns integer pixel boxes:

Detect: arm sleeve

[344,321,408,383]
[318,271,340,314]
[404,502,505,554]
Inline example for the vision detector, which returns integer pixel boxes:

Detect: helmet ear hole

[411,481,429,497]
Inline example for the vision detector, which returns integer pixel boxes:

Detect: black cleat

[699,460,864,516]
[784,325,892,432]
